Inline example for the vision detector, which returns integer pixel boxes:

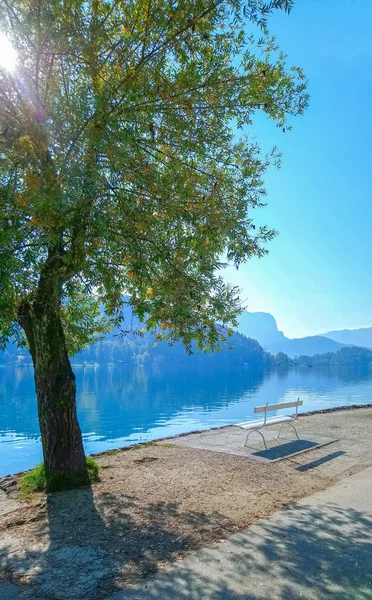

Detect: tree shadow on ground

[0,481,234,599]
[111,501,372,600]
[226,501,372,600]
[1,487,372,600]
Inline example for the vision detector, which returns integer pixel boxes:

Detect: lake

[1,364,372,475]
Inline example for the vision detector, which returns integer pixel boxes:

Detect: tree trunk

[18,299,87,492]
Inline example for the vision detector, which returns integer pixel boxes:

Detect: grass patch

[20,457,100,495]
[86,456,100,480]
[20,463,46,495]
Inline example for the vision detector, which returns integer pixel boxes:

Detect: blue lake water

[1,365,372,475]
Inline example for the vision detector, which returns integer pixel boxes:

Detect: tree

[0,0,308,490]
[275,351,293,366]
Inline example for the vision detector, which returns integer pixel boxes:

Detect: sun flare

[0,32,17,72]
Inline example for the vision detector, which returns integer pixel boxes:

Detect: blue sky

[225,0,372,338]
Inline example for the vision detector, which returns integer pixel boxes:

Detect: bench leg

[277,422,300,441]
[244,429,268,450]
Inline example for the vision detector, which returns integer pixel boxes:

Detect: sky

[224,0,372,339]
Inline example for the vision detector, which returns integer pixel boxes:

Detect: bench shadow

[296,450,346,471]
[252,438,318,460]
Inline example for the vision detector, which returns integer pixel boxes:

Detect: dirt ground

[1,406,372,600]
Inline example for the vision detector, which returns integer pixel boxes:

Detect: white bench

[237,398,303,450]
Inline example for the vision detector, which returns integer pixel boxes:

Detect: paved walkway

[173,408,372,479]
[109,466,372,600]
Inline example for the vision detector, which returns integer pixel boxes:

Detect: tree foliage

[0,0,308,353]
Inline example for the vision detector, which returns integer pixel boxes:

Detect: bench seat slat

[237,415,293,429]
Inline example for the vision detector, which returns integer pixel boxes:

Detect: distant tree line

[4,335,372,371]
[0,331,272,371]
[273,346,372,368]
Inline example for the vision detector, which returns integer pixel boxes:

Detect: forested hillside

[293,346,372,368]
[0,331,271,370]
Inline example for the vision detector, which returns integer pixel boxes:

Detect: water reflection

[1,365,372,475]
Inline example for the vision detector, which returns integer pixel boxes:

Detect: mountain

[236,311,288,346]
[3,304,368,365]
[266,335,347,359]
[321,327,372,349]
[236,311,364,357]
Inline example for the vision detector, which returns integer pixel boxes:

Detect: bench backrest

[254,398,303,415]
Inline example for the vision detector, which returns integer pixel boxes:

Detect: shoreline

[2,403,372,479]
[89,401,372,459]
[2,362,372,369]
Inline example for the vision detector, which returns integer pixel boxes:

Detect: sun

[0,32,17,72]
